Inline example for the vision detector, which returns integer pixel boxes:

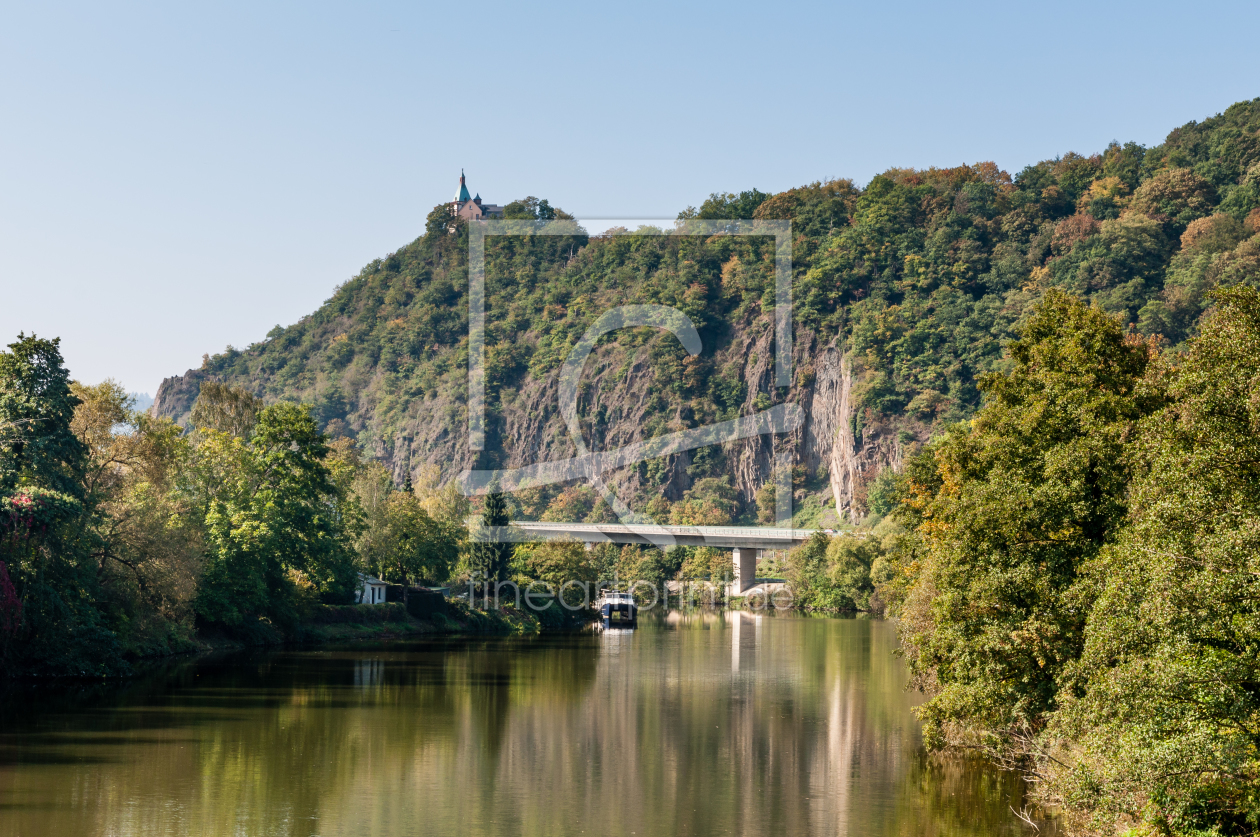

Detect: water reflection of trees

[0,624,1048,837]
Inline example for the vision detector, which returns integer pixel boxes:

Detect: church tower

[451,170,502,221]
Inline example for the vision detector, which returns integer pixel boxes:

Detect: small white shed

[356,574,388,605]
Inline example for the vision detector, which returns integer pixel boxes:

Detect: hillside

[153,100,1260,525]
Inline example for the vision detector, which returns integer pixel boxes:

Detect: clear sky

[2,1,1258,396]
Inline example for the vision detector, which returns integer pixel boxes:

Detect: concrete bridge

[509,521,819,593]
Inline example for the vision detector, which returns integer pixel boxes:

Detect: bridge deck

[510,521,818,550]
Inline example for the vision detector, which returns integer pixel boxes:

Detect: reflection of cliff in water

[0,620,1047,837]
[588,612,1040,837]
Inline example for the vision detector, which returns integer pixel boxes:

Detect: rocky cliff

[155,100,1260,524]
[153,314,914,525]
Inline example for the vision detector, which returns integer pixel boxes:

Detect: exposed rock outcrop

[150,368,208,425]
[153,324,916,523]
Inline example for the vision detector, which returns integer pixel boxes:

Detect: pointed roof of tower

[455,169,471,203]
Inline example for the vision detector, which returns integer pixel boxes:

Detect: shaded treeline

[804,286,1260,835]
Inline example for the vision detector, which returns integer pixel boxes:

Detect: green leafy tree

[0,335,86,503]
[349,459,393,569]
[1219,161,1260,219]
[678,189,770,222]
[864,468,905,517]
[503,196,566,220]
[71,380,203,655]
[898,291,1161,750]
[1047,286,1260,830]
[380,492,457,590]
[1046,213,1169,324]
[541,485,596,522]
[189,380,262,438]
[785,533,832,609]
[668,476,737,526]
[192,401,355,627]
[754,482,777,525]
[514,538,597,608]
[1128,167,1218,235]
[0,335,123,674]
[587,542,621,583]
[785,533,880,612]
[613,544,675,594]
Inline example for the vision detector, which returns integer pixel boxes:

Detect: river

[0,612,1052,836]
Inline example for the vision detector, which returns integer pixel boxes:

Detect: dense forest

[0,353,467,672]
[855,284,1260,835]
[778,280,1260,833]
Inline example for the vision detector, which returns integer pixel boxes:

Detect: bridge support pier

[732,547,761,594]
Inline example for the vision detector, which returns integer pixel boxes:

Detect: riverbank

[192,602,556,655]
[121,599,590,664]
[99,602,567,665]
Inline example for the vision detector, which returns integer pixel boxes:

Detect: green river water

[0,613,1053,836]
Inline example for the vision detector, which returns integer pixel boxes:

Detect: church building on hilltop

[451,170,503,221]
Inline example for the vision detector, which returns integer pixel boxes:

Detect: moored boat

[599,590,636,625]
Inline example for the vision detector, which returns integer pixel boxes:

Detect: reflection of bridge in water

[511,522,818,593]
[659,609,766,671]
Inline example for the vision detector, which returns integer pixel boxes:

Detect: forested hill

[153,99,1260,526]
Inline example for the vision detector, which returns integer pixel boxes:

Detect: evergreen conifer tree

[468,491,512,584]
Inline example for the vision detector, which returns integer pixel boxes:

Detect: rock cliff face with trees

[154,101,1260,527]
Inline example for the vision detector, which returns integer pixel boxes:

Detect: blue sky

[2,0,1258,395]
